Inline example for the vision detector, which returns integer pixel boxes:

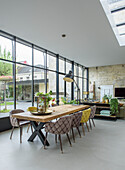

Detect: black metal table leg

[28,121,49,146]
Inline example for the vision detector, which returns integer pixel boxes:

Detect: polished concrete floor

[0,119,125,170]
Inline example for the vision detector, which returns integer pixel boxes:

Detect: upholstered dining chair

[44,115,73,153]
[80,108,91,136]
[27,106,37,133]
[27,106,37,112]
[9,109,31,143]
[89,105,96,130]
[71,111,83,142]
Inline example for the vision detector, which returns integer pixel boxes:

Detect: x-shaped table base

[28,121,49,146]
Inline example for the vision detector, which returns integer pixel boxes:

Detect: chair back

[90,105,96,118]
[10,109,24,127]
[81,108,91,123]
[72,112,83,128]
[27,107,37,112]
[45,115,73,134]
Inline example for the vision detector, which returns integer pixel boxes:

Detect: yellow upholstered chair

[80,108,91,136]
[27,106,37,112]
[27,107,37,133]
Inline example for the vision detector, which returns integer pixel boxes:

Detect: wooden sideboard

[81,102,117,120]
[81,102,110,111]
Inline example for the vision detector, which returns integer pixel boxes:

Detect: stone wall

[89,64,125,100]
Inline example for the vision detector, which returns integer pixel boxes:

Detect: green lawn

[0,109,11,113]
[0,102,17,106]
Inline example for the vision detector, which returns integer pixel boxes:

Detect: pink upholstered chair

[71,111,83,142]
[9,109,31,143]
[89,105,96,129]
[44,115,73,153]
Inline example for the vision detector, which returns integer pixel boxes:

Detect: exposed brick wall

[89,64,125,100]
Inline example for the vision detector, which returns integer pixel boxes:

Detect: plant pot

[102,98,105,103]
[105,99,109,104]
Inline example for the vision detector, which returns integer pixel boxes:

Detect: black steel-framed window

[0,30,88,118]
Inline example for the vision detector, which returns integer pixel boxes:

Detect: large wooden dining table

[12,104,89,146]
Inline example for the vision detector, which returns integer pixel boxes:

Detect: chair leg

[86,122,89,132]
[89,118,92,130]
[27,124,30,133]
[59,134,63,154]
[31,124,33,133]
[10,127,14,139]
[72,128,75,142]
[44,132,48,149]
[55,134,57,143]
[92,118,95,127]
[66,133,72,147]
[20,127,23,143]
[76,127,81,138]
[81,123,85,136]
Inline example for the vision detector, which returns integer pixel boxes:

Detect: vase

[102,98,105,103]
[105,99,109,104]
[42,103,49,113]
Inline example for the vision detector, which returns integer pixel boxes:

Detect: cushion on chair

[72,112,83,128]
[10,109,25,127]
[81,108,91,123]
[90,105,96,119]
[45,115,73,134]
[10,116,19,127]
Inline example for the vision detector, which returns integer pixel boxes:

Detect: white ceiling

[0,0,125,67]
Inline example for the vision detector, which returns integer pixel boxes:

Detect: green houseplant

[36,90,54,108]
[110,98,118,115]
[61,97,77,105]
[102,94,112,103]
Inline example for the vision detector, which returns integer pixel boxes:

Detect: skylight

[100,0,125,46]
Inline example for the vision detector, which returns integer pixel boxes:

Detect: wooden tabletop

[12,104,89,122]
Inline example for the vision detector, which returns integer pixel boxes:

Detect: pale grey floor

[0,119,125,170]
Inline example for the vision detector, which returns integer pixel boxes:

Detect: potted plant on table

[36,90,54,112]
[102,94,112,104]
[102,95,108,103]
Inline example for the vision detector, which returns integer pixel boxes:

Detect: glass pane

[0,61,14,116]
[112,10,125,25]
[84,69,87,78]
[59,59,65,73]
[16,64,32,111]
[83,79,87,99]
[109,0,125,10]
[59,74,64,104]
[34,49,44,67]
[117,25,125,35]
[34,67,45,94]
[66,82,71,100]
[47,71,56,100]
[100,0,125,46]
[79,66,82,77]
[74,76,77,100]
[79,78,83,100]
[47,54,56,71]
[74,65,78,76]
[16,42,32,65]
[34,67,46,107]
[0,36,12,61]
[66,61,72,74]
